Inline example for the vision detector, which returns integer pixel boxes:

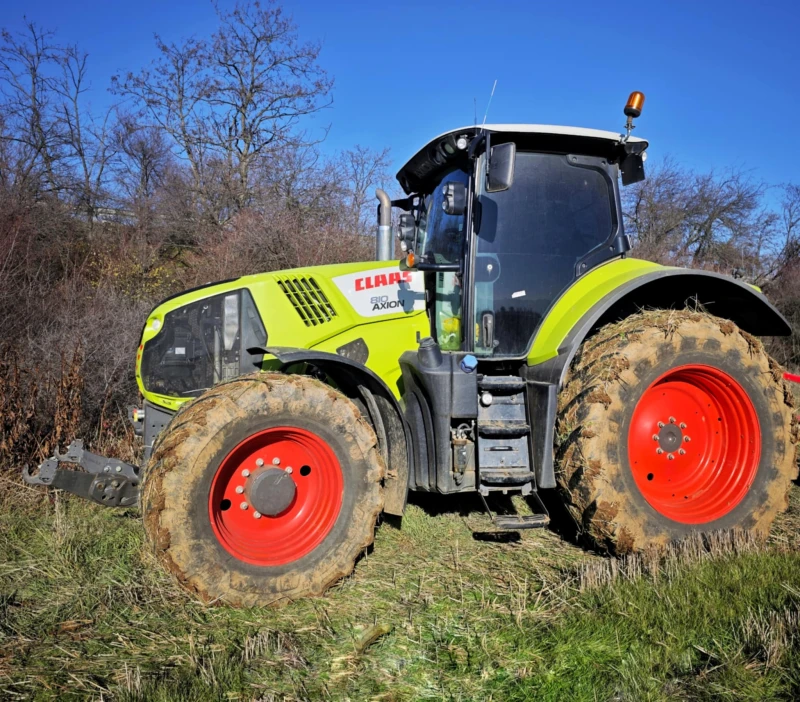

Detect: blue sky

[2,0,798,189]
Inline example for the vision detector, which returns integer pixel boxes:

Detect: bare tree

[112,36,212,216]
[209,1,332,210]
[53,44,118,222]
[771,184,800,272]
[0,21,63,196]
[624,158,769,275]
[113,1,332,222]
[337,145,391,234]
[113,114,172,225]
[759,185,800,368]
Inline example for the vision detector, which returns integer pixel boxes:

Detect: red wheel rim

[209,427,343,566]
[627,364,761,524]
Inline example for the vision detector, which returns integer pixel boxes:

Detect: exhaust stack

[375,188,392,261]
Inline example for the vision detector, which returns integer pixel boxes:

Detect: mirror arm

[391,196,414,212]
[467,132,487,160]
[414,262,461,272]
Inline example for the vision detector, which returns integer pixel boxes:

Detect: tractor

[24,93,799,606]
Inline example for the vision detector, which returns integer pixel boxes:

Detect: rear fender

[525,267,791,489]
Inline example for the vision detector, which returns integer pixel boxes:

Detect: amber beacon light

[623,91,645,140]
[624,91,646,118]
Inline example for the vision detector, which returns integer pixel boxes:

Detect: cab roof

[396,124,648,195]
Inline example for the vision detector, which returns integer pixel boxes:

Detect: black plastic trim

[565,154,624,281]
[415,262,462,272]
[398,349,478,494]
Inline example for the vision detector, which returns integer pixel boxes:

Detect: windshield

[417,167,470,349]
[474,151,616,356]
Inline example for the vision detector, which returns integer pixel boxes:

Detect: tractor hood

[136,260,429,411]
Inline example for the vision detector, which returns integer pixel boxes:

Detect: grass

[1,483,800,701]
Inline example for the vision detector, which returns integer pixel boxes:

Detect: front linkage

[23,439,140,507]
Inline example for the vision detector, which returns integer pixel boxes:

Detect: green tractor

[25,94,799,606]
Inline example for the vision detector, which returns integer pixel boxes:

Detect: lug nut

[235,486,244,494]
[652,434,659,441]
[657,448,664,455]
[240,501,249,510]
[256,458,264,467]
[253,511,262,519]
[658,421,665,428]
[684,436,691,443]
[679,449,686,455]
[680,422,687,429]
[286,466,293,474]
[272,457,281,466]
[669,417,676,424]
[242,469,250,477]
[668,453,675,461]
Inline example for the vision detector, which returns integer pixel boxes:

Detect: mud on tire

[141,373,384,607]
[555,310,799,554]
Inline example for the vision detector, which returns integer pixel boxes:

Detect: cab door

[471,150,619,357]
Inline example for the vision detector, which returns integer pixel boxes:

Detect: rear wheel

[142,373,384,606]
[555,310,799,553]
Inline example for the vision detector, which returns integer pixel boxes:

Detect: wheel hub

[657,423,684,454]
[247,468,296,516]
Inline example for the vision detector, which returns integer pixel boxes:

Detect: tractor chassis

[23,440,140,507]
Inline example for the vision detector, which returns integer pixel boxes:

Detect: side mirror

[442,181,467,216]
[620,140,647,186]
[397,213,416,252]
[486,142,516,192]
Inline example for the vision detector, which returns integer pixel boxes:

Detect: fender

[524,264,791,490]
[249,346,412,515]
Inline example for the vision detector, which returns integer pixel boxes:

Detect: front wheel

[141,373,384,607]
[555,310,799,553]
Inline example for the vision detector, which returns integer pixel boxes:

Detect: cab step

[478,375,526,393]
[477,420,530,437]
[479,467,534,486]
[477,492,551,532]
[493,514,550,530]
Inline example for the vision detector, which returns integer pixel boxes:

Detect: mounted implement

[25,93,799,606]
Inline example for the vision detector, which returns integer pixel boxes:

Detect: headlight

[141,289,266,398]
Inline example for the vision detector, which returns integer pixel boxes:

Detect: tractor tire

[555,310,799,554]
[141,372,384,607]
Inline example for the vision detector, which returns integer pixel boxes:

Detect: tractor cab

[379,109,653,502]
[392,124,648,359]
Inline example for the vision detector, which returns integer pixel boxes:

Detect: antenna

[481,79,498,128]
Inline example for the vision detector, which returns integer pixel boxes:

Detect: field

[2,477,800,701]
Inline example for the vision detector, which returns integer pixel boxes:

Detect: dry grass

[577,529,771,591]
[0,482,799,700]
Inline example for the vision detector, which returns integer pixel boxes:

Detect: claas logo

[354,271,414,291]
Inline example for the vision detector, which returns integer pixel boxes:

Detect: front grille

[276,276,337,327]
